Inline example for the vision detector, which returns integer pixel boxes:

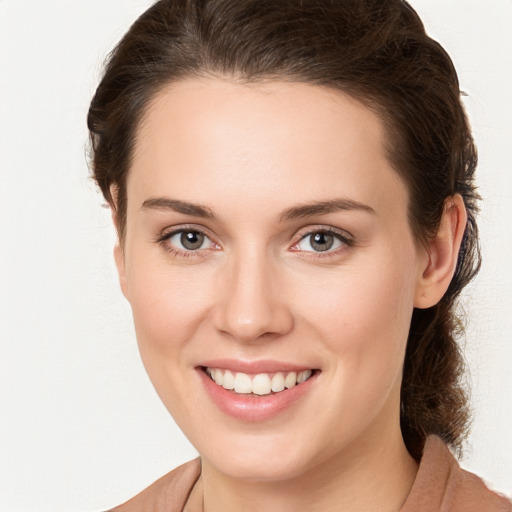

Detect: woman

[87,0,511,510]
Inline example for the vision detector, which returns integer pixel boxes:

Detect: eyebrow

[279,198,375,221]
[140,196,375,221]
[141,197,216,219]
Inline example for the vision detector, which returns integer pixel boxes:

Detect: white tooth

[234,372,252,394]
[271,372,285,392]
[222,370,235,390]
[206,367,213,378]
[284,371,297,389]
[213,368,223,386]
[252,374,272,395]
[297,370,312,384]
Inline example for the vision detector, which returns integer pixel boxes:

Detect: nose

[212,247,294,344]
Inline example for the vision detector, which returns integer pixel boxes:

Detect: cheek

[294,250,418,392]
[126,260,215,361]
[297,254,416,339]
[124,263,218,421]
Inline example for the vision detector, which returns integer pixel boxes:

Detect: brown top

[109,436,511,512]
[401,436,510,512]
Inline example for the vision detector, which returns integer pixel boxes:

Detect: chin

[196,428,327,483]
[209,453,308,482]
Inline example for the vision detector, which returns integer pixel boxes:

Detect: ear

[113,242,129,300]
[110,185,129,300]
[414,195,467,309]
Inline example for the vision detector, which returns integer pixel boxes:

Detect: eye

[160,229,215,252]
[293,229,351,253]
[174,230,208,250]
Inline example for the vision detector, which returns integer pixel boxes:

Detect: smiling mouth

[203,367,317,396]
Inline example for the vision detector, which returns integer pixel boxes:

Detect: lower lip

[197,368,318,422]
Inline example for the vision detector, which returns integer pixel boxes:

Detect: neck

[193,427,418,512]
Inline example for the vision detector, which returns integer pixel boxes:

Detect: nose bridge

[213,242,292,342]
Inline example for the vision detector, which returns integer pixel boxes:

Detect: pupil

[181,231,204,250]
[311,232,334,251]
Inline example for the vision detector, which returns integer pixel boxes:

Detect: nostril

[212,302,294,344]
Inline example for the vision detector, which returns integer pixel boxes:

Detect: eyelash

[155,225,354,259]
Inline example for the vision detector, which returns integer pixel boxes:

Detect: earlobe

[414,195,467,309]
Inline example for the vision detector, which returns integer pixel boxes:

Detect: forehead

[129,78,406,217]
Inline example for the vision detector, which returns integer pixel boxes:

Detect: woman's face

[116,79,429,481]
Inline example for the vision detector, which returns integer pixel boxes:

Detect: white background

[0,1,511,510]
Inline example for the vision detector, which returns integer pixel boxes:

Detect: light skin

[113,78,466,512]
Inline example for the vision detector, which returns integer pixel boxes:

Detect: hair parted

[88,0,480,459]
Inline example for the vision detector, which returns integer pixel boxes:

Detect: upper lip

[198,359,316,375]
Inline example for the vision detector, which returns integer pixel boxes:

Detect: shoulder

[107,458,201,512]
[402,436,511,512]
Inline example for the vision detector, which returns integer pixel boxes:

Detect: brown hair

[88,0,480,459]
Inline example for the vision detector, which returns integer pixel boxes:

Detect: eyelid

[157,222,214,239]
[295,223,353,238]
